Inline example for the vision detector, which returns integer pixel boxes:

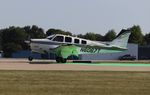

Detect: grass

[0,71,150,95]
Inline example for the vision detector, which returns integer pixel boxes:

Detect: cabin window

[81,40,87,44]
[74,39,79,44]
[65,37,72,43]
[53,36,64,42]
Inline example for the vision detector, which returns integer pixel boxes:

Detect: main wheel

[56,57,61,63]
[56,57,67,63]
[61,58,67,63]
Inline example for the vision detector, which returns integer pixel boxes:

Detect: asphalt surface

[0,58,150,71]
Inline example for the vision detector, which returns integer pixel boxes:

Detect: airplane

[26,29,131,63]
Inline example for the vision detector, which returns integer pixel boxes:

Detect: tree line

[0,25,149,57]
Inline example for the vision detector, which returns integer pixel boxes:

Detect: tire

[56,57,67,63]
[28,56,33,61]
[61,58,67,63]
[56,57,61,63]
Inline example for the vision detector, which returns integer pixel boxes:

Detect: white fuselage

[30,34,125,54]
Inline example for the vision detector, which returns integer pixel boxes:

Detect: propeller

[24,35,32,51]
[25,35,31,44]
[25,40,31,44]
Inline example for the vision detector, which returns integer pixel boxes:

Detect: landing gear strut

[56,57,67,63]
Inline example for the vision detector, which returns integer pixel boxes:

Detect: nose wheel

[56,57,67,63]
[28,56,33,61]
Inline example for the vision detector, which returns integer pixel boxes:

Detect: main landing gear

[56,57,67,63]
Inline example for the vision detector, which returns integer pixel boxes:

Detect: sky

[0,0,150,35]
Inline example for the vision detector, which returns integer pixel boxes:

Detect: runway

[0,58,150,71]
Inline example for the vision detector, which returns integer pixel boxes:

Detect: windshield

[53,36,64,42]
[47,35,55,40]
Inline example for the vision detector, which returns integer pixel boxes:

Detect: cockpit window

[65,37,72,43]
[81,40,87,44]
[53,36,64,42]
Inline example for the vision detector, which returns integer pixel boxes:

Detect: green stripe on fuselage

[52,45,126,58]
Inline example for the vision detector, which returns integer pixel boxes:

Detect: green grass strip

[67,63,150,67]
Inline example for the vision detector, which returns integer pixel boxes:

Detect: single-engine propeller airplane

[26,29,131,63]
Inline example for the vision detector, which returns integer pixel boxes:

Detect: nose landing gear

[28,56,33,61]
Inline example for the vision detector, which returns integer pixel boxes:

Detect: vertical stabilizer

[110,29,131,49]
